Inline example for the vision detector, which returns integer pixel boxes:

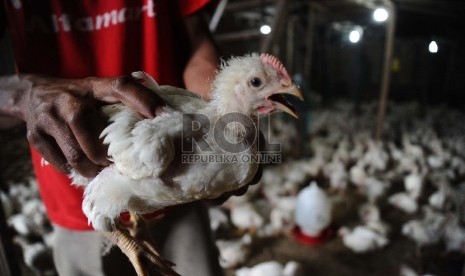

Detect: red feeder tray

[292,225,334,246]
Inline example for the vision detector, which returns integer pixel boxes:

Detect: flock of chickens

[3,100,465,275]
[211,101,465,275]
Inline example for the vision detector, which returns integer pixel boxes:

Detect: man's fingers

[59,100,110,167]
[41,116,101,178]
[26,129,71,174]
[89,76,164,119]
[110,77,164,118]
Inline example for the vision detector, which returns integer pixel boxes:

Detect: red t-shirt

[4,0,210,230]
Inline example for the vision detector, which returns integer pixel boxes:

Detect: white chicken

[443,215,465,252]
[283,160,310,194]
[324,158,348,191]
[0,191,13,218]
[339,225,389,253]
[399,264,418,276]
[235,261,302,276]
[230,202,265,231]
[388,192,418,214]
[402,207,447,246]
[14,236,54,274]
[8,213,34,236]
[402,135,425,162]
[362,141,388,173]
[404,171,423,199]
[349,161,367,187]
[451,156,465,176]
[269,196,296,233]
[428,188,448,210]
[361,177,390,203]
[70,53,303,275]
[216,234,252,269]
[208,206,229,232]
[358,203,390,236]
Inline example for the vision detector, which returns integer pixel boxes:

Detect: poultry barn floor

[223,188,465,276]
[2,101,465,276]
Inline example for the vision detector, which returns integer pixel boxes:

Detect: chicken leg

[102,213,180,276]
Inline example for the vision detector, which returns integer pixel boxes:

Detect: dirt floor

[2,127,465,276]
[223,190,465,276]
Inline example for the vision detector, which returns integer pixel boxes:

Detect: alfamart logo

[181,113,281,164]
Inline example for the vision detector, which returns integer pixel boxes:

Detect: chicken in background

[216,234,253,269]
[13,236,54,275]
[402,207,447,247]
[388,192,419,214]
[338,225,389,253]
[229,202,266,232]
[235,261,302,276]
[399,264,419,276]
[208,206,230,232]
[2,178,55,274]
[358,203,390,236]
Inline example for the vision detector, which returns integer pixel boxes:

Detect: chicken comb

[259,53,292,84]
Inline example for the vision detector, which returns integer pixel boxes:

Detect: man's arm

[0,74,164,177]
[182,11,220,99]
[0,77,24,128]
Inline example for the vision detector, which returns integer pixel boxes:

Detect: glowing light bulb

[260,25,271,35]
[349,30,361,43]
[429,41,438,53]
[373,8,389,22]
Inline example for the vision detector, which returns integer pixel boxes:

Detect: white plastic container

[295,181,332,237]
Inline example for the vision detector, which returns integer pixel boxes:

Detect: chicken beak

[274,98,299,119]
[281,84,304,101]
[268,84,303,119]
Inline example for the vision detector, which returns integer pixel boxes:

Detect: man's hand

[1,74,164,177]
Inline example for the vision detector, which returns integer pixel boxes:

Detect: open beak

[267,84,304,119]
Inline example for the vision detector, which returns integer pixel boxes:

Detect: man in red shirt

[0,0,255,275]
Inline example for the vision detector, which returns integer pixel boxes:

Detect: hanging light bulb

[349,30,361,43]
[429,40,438,53]
[260,24,271,35]
[348,26,363,44]
[373,7,389,22]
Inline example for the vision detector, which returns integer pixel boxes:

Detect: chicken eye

[250,77,262,88]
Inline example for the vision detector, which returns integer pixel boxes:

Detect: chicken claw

[102,217,179,276]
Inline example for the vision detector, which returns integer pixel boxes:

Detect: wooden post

[375,1,396,141]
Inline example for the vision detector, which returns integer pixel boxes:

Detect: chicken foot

[102,214,180,276]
